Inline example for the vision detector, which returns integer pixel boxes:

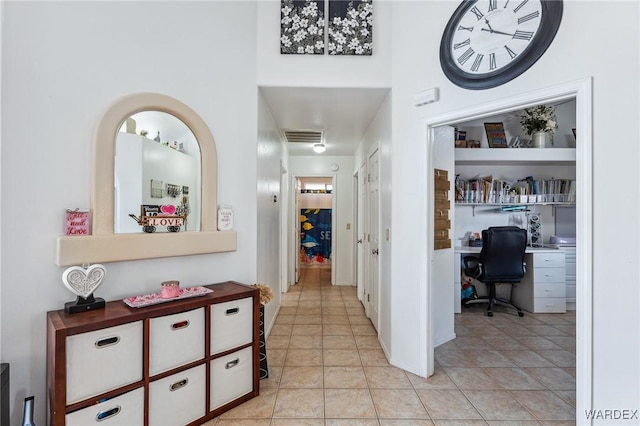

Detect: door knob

[372,249,379,255]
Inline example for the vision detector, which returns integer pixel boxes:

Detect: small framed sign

[65,209,90,235]
[484,122,508,148]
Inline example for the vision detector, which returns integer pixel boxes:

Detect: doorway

[296,176,335,283]
[425,79,593,417]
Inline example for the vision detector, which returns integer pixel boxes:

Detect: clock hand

[480,28,515,37]
[484,18,494,32]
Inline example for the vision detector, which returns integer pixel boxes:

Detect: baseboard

[434,332,457,348]
[264,304,281,339]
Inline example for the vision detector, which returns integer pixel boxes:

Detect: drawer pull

[95,336,120,348]
[225,307,240,315]
[170,320,190,331]
[96,405,121,422]
[225,358,240,369]
[170,378,189,392]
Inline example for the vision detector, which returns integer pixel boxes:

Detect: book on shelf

[455,175,576,204]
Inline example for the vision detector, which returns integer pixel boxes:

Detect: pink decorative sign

[65,209,90,236]
[160,204,176,215]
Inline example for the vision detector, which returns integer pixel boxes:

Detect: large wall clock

[440,0,563,90]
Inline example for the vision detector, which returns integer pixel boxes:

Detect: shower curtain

[300,208,332,265]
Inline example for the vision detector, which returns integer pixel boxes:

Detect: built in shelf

[455,148,576,165]
[456,202,576,216]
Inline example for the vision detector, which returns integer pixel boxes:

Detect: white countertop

[455,246,561,254]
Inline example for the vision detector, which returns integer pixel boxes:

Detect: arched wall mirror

[56,93,236,266]
[115,111,201,234]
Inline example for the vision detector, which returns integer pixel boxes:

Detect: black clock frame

[440,0,563,90]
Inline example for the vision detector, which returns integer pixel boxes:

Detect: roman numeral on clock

[489,53,497,70]
[471,54,484,72]
[488,0,497,12]
[513,0,529,13]
[454,38,471,49]
[458,25,474,32]
[518,11,539,24]
[504,45,518,59]
[513,30,534,40]
[470,6,484,20]
[457,47,475,65]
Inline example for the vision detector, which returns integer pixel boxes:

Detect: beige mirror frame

[56,93,236,266]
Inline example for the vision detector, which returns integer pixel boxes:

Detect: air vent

[283,129,324,144]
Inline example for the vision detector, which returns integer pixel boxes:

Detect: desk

[454,246,566,314]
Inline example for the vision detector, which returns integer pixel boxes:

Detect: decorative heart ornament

[62,264,106,299]
[161,204,176,215]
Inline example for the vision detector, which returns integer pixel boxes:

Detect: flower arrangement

[520,104,558,142]
[254,283,274,304]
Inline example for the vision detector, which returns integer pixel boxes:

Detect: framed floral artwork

[328,0,373,55]
[281,0,325,54]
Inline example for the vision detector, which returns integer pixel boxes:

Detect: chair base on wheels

[463,283,524,317]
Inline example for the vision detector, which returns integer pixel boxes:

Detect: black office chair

[463,226,527,317]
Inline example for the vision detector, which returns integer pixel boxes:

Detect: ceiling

[260,86,390,156]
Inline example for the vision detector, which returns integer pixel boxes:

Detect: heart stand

[65,294,106,314]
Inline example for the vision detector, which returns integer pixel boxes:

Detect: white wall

[257,90,288,335]
[0,0,4,363]
[288,156,355,285]
[1,2,258,424]
[390,0,639,420]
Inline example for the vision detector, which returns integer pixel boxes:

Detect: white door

[432,126,456,347]
[368,150,380,331]
[293,178,301,283]
[357,163,367,304]
[280,163,289,293]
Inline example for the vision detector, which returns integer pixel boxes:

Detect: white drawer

[534,281,565,298]
[149,308,205,376]
[149,364,206,426]
[211,346,254,410]
[534,297,566,313]
[66,387,144,426]
[534,252,565,268]
[66,321,143,404]
[211,297,254,355]
[534,267,565,283]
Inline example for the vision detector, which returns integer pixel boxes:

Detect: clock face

[440,0,563,90]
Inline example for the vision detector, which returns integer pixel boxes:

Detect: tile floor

[205,267,576,425]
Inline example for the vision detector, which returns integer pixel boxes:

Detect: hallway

[209,267,576,425]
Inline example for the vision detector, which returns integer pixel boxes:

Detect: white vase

[532,131,546,148]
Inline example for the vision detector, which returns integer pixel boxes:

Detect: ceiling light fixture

[312,143,326,153]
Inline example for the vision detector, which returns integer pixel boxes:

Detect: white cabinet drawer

[149,308,205,376]
[211,346,254,410]
[149,364,206,426]
[534,252,565,268]
[534,267,565,283]
[66,321,143,404]
[66,387,144,426]
[534,281,565,298]
[211,297,253,355]
[534,297,566,313]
